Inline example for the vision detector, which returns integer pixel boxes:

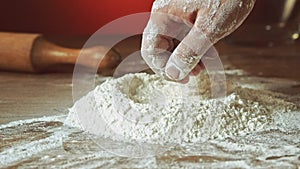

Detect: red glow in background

[0,0,154,36]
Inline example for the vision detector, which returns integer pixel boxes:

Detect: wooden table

[0,73,73,124]
[0,40,300,168]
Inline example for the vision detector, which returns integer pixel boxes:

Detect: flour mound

[66,73,297,144]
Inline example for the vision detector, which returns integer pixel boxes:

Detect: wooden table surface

[0,73,73,124]
[0,39,300,168]
[0,40,300,124]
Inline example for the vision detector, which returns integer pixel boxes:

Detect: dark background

[0,0,153,36]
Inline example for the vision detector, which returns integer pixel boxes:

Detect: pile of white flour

[65,73,298,144]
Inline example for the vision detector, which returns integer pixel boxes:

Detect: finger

[179,76,189,84]
[190,61,206,76]
[190,46,214,76]
[141,34,173,69]
[199,61,205,70]
[190,64,202,76]
[141,12,191,76]
[165,26,212,81]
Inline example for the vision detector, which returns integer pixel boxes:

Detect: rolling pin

[0,32,122,75]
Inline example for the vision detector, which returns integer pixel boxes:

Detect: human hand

[141,0,256,82]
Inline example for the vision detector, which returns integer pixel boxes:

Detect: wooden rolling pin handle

[0,32,122,74]
[0,32,39,72]
[32,35,123,74]
[32,36,122,73]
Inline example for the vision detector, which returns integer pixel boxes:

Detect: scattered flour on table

[65,73,298,144]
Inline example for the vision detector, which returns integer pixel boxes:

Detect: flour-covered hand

[142,0,256,82]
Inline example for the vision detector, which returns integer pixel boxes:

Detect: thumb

[142,12,191,76]
[165,27,212,81]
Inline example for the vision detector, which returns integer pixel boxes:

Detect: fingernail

[166,65,181,80]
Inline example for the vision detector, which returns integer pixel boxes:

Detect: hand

[141,0,256,82]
